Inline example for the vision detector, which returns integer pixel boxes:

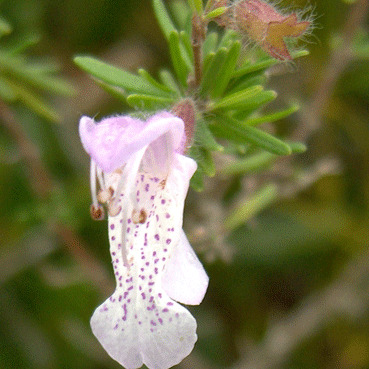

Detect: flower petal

[91,166,199,369]
[162,229,209,305]
[79,113,185,173]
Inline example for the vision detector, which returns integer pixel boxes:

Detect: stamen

[97,187,114,203]
[96,166,106,191]
[90,160,99,207]
[90,203,105,220]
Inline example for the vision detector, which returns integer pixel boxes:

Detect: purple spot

[166,239,172,245]
[148,281,155,286]
[145,184,150,192]
[156,215,159,221]
[111,236,116,241]
[158,318,163,324]
[162,308,169,313]
[167,302,173,306]
[128,219,131,224]
[150,195,155,200]
[114,323,119,330]
[127,227,130,233]
[154,234,160,241]
[154,258,159,264]
[141,293,146,300]
[149,296,154,303]
[165,213,170,219]
[150,320,157,326]
[110,224,115,230]
[153,251,157,256]
[161,199,166,204]
[154,267,158,274]
[119,295,122,302]
[128,286,134,291]
[112,252,116,256]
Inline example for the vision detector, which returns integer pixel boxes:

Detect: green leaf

[209,85,264,110]
[233,49,309,78]
[190,169,204,191]
[221,151,276,176]
[188,0,203,13]
[170,0,192,31]
[227,75,267,95]
[203,32,218,57]
[0,54,75,96]
[205,6,228,19]
[8,82,60,122]
[191,145,216,177]
[218,29,238,49]
[179,30,194,64]
[126,94,175,110]
[246,104,300,126]
[200,47,228,96]
[7,34,40,55]
[211,41,241,98]
[233,58,277,78]
[195,119,224,151]
[288,141,307,153]
[225,184,278,230]
[159,69,182,95]
[74,56,165,96]
[210,115,292,155]
[233,90,277,119]
[138,68,177,95]
[168,31,190,87]
[152,0,177,40]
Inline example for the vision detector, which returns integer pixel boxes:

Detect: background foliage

[0,0,368,368]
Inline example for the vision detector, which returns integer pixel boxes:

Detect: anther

[90,204,105,220]
[97,187,114,203]
[132,208,147,224]
[108,203,122,217]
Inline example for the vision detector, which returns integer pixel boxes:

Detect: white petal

[91,172,198,369]
[162,230,209,305]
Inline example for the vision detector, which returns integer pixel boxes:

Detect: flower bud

[171,99,196,153]
[233,0,310,60]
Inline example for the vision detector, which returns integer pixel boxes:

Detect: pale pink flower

[79,112,208,369]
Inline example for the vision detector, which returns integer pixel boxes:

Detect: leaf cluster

[74,0,308,191]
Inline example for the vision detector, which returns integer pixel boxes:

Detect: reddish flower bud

[233,0,310,60]
[171,99,196,153]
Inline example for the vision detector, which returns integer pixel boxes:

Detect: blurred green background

[0,0,368,368]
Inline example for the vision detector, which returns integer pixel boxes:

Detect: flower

[79,112,209,369]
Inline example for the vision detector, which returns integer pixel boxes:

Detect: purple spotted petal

[90,153,203,369]
[79,113,185,173]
